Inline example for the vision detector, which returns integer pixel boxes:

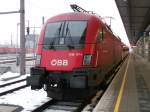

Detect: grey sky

[0,0,130,46]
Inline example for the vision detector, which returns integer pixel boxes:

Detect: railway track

[31,90,105,112]
[0,56,34,60]
[32,99,89,112]
[0,57,35,64]
[0,78,26,88]
[0,79,28,96]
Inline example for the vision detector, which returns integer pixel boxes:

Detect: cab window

[97,28,104,42]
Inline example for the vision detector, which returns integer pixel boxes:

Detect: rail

[0,57,35,64]
[0,85,28,96]
[0,79,28,96]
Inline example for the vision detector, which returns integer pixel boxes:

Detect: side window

[97,28,105,42]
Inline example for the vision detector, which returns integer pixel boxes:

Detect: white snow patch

[0,72,56,112]
[0,72,20,79]
[0,81,26,93]
[0,72,30,85]
[0,87,50,112]
[0,72,30,79]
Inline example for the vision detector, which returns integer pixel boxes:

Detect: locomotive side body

[27,12,123,100]
[122,44,129,59]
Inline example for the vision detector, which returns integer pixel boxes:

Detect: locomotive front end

[27,13,98,99]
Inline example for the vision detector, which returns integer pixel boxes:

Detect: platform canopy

[115,0,150,45]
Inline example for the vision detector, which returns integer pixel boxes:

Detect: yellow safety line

[113,54,131,112]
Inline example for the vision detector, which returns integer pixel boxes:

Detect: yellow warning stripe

[113,54,131,112]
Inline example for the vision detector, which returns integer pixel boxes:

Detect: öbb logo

[51,59,68,66]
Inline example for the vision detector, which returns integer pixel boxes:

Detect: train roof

[46,12,101,22]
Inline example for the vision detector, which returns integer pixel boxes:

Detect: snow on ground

[0,72,22,79]
[0,72,29,85]
[0,72,52,112]
[0,81,26,93]
[0,87,50,112]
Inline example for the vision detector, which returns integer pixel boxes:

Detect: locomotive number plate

[50,59,68,66]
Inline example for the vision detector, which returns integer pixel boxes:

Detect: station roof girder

[115,0,150,45]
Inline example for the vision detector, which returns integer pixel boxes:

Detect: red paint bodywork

[37,12,123,72]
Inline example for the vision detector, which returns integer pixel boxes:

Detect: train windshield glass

[43,21,87,50]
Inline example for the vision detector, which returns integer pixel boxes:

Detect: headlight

[35,54,41,65]
[83,54,92,65]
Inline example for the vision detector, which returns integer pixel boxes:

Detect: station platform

[93,53,150,112]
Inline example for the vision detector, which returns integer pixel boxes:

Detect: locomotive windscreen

[43,21,87,50]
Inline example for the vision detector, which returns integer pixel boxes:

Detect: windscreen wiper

[65,23,75,49]
[49,23,63,49]
[49,37,56,49]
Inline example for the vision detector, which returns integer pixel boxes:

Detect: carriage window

[97,28,104,42]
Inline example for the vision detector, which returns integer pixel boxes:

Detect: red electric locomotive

[27,5,125,100]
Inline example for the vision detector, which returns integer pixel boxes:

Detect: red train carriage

[122,44,129,59]
[27,11,125,100]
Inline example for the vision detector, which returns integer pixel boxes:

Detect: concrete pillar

[20,0,26,75]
